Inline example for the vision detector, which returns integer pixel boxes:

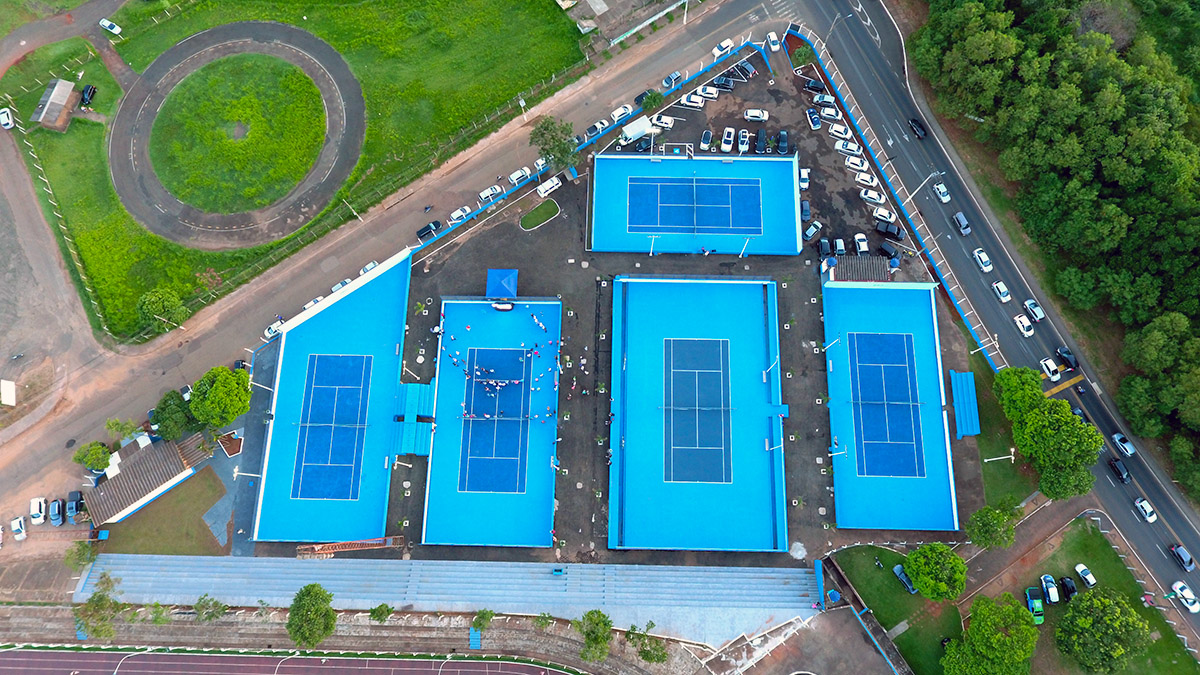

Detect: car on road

[744,108,769,122]
[860,189,885,206]
[803,221,822,241]
[1112,432,1136,457]
[803,78,825,93]
[712,38,734,58]
[1108,457,1131,483]
[1014,314,1034,338]
[584,119,609,138]
[449,206,472,224]
[893,564,917,594]
[854,233,869,255]
[650,114,675,130]
[1056,346,1078,371]
[1041,574,1060,604]
[720,127,735,152]
[509,167,532,185]
[1135,497,1158,523]
[992,280,1012,303]
[0,108,12,130]
[738,129,750,153]
[972,248,993,272]
[828,123,852,140]
[679,94,706,109]
[699,129,712,151]
[29,498,45,526]
[953,211,971,235]
[479,185,503,202]
[634,89,656,105]
[806,108,821,130]
[845,156,868,172]
[49,499,64,527]
[854,172,879,188]
[1172,544,1197,572]
[767,31,781,52]
[416,220,442,239]
[1025,587,1045,625]
[813,94,836,106]
[835,140,862,156]
[1072,406,1089,423]
[303,296,324,311]
[359,260,378,276]
[662,71,682,88]
[610,104,633,122]
[1174,582,1200,613]
[819,106,843,121]
[799,168,810,190]
[1058,576,1077,602]
[908,118,927,139]
[1040,357,1061,382]
[98,18,121,35]
[1024,299,1046,322]
[695,86,719,100]
[330,278,352,293]
[872,207,897,224]
[776,129,789,154]
[1075,563,1097,588]
[264,319,285,339]
[933,181,950,203]
[10,517,25,542]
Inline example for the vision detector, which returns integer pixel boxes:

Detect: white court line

[459,347,536,495]
[664,338,733,484]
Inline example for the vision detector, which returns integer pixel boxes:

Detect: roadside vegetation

[520,200,560,230]
[149,54,325,213]
[0,0,87,40]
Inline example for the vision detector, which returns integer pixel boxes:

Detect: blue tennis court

[628,177,762,235]
[591,154,802,255]
[459,347,532,493]
[663,338,732,483]
[848,333,925,479]
[290,354,373,499]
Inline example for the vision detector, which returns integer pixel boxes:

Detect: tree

[1056,587,1151,672]
[153,389,195,441]
[627,621,669,664]
[941,593,1038,675]
[639,90,664,111]
[286,583,337,649]
[369,603,393,623]
[72,440,111,472]
[904,543,967,602]
[64,541,98,572]
[137,287,190,333]
[189,366,251,429]
[529,116,579,172]
[572,609,614,663]
[472,608,495,632]
[533,612,554,629]
[1013,398,1101,500]
[73,572,126,639]
[992,367,1045,423]
[104,418,141,442]
[965,504,1018,550]
[194,594,228,622]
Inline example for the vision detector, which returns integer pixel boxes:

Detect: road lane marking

[1043,373,1084,396]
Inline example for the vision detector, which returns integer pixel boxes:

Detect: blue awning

[949,370,980,438]
[486,269,518,298]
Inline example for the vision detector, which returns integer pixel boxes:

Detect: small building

[29,79,78,131]
[86,434,211,525]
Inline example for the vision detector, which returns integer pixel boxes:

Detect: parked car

[1024,299,1046,322]
[872,207,897,224]
[1025,587,1045,625]
[744,108,769,122]
[1112,433,1136,457]
[854,233,869,255]
[264,319,285,339]
[819,106,843,121]
[359,260,379,276]
[908,118,927,139]
[1172,544,1197,572]
[66,491,83,525]
[812,94,836,106]
[10,517,25,542]
[799,167,810,190]
[610,104,633,122]
[662,71,682,88]
[1175,582,1200,613]
[845,156,868,172]
[49,499,64,527]
[720,127,735,153]
[634,89,656,105]
[802,221,822,241]
[737,129,750,153]
[1059,576,1077,602]
[302,296,324,311]
[766,31,781,52]
[835,140,862,157]
[712,76,736,91]
[1135,497,1158,523]
[875,221,905,241]
[449,206,472,224]
[650,114,675,129]
[834,238,846,256]
[712,38,734,58]
[755,128,766,154]
[776,129,789,154]
[1108,457,1131,484]
[893,564,917,594]
[860,189,885,206]
[1041,574,1060,604]
[806,108,821,131]
[992,280,1012,304]
[29,498,45,526]
[737,60,758,78]
[933,181,951,203]
[632,136,652,153]
[879,241,899,259]
[509,167,532,185]
[800,200,810,221]
[180,384,192,402]
[479,185,503,202]
[679,93,706,109]
[972,248,993,272]
[818,238,831,257]
[234,359,248,371]
[803,78,825,93]
[699,129,712,151]
[1040,357,1061,382]
[0,107,12,130]
[827,123,852,140]
[695,86,719,100]
[854,172,879,188]
[330,278,353,293]
[1013,314,1034,338]
[584,119,609,138]
[80,84,97,106]
[98,18,121,35]
[416,220,442,239]
[1075,563,1097,588]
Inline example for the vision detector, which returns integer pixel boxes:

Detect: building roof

[29,79,74,125]
[88,434,209,524]
[828,255,892,282]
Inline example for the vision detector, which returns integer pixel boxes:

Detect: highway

[796,0,1200,635]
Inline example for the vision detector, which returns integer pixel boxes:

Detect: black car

[80,84,97,106]
[1058,576,1078,601]
[234,359,248,370]
[879,241,900,259]
[776,129,789,154]
[875,221,906,241]
[818,237,831,257]
[633,136,652,152]
[573,134,584,147]
[908,118,927,139]
[633,88,656,105]
[755,128,766,154]
[1057,346,1078,371]
[801,200,810,221]
[1071,407,1089,423]
[416,220,442,239]
[712,76,735,91]
[803,78,825,93]
[1108,457,1131,484]
[736,60,757,78]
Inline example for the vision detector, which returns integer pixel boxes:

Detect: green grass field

[0,0,87,40]
[101,466,226,556]
[892,605,962,675]
[520,200,559,230]
[149,54,325,213]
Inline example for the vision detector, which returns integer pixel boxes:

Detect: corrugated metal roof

[950,370,980,438]
[87,434,208,524]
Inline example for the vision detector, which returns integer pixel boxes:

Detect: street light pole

[824,13,854,45]
[902,171,945,207]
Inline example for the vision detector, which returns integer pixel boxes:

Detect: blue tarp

[486,269,518,298]
[949,370,980,439]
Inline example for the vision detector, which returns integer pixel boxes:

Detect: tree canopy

[286,583,337,649]
[154,389,197,441]
[73,572,125,639]
[136,287,191,333]
[1014,398,1102,500]
[189,366,251,429]
[905,543,967,602]
[1055,587,1151,672]
[965,503,1019,550]
[941,593,1038,675]
[72,440,111,472]
[529,116,579,172]
[572,609,614,662]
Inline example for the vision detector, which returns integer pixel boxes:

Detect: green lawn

[0,0,87,40]
[968,347,1039,506]
[101,465,226,556]
[520,199,559,230]
[892,605,962,675]
[149,54,325,213]
[835,545,932,629]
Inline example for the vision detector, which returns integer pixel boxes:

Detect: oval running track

[0,651,573,674]
[108,21,365,251]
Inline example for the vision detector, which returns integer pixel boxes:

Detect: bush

[194,593,228,622]
[286,583,337,649]
[572,609,614,663]
[369,603,392,623]
[64,541,98,572]
[472,608,495,632]
[72,440,111,472]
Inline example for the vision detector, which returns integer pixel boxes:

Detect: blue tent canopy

[486,269,518,298]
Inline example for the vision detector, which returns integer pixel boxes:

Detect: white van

[536,176,562,198]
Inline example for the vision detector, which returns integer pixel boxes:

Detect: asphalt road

[0,651,567,674]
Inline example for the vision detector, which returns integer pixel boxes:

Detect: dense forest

[910,0,1200,495]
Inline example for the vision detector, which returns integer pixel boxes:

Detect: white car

[712,38,734,58]
[509,167,531,185]
[992,280,1012,303]
[819,106,843,121]
[872,207,896,224]
[813,94,836,106]
[1075,564,1097,588]
[835,140,862,157]
[1013,314,1034,338]
[98,18,121,35]
[359,260,378,276]
[449,206,472,224]
[1174,582,1200,614]
[972,248,993,273]
[853,233,869,255]
[650,114,675,130]
[860,189,885,206]
[330,278,352,294]
[738,129,750,153]
[0,108,12,130]
[828,123,852,140]
[1112,432,1137,457]
[854,172,879,188]
[303,296,325,311]
[533,157,548,173]
[933,181,951,203]
[610,104,633,122]
[695,86,719,100]
[720,127,735,152]
[767,31,781,52]
[479,185,503,202]
[1134,497,1158,523]
[10,517,25,542]
[799,168,810,191]
[264,319,285,339]
[30,498,46,526]
[1040,357,1061,382]
[845,156,868,172]
[744,109,769,122]
[699,129,712,151]
[1024,298,1046,322]
[679,94,706,109]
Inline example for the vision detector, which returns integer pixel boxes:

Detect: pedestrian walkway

[76,555,820,647]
